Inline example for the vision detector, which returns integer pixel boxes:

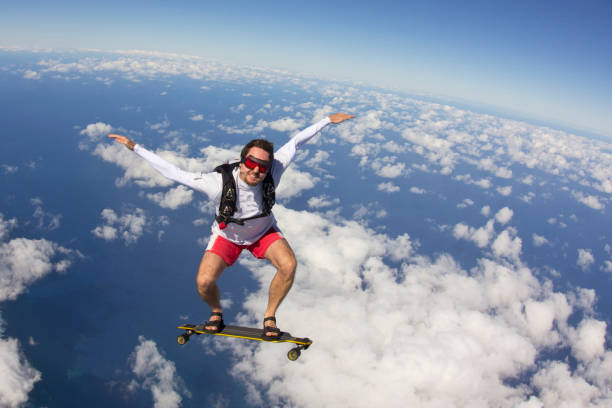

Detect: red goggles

[242,156,270,173]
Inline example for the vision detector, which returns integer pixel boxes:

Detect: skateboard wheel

[177,334,190,345]
[287,348,301,361]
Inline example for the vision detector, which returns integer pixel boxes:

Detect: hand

[108,134,135,150]
[329,113,355,124]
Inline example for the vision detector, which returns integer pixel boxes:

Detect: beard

[240,169,264,186]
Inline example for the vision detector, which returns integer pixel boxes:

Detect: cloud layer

[213,206,612,407]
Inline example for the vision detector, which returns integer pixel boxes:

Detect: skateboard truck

[287,342,311,361]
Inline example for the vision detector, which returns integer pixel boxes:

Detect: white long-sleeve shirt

[134,117,331,245]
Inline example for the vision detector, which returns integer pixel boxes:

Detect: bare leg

[196,251,228,330]
[263,239,297,336]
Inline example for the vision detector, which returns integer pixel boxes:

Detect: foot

[203,311,224,333]
[262,316,281,340]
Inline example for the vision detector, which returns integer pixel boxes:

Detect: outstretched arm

[273,112,355,178]
[106,134,220,198]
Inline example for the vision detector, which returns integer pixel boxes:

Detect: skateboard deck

[177,323,312,361]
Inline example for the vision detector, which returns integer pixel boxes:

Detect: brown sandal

[262,316,281,340]
[203,311,225,334]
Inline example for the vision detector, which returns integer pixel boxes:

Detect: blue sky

[2,0,611,136]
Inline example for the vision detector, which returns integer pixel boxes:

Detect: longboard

[177,323,312,361]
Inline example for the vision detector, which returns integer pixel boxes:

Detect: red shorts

[205,227,283,266]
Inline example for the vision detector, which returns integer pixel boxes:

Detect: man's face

[239,146,271,186]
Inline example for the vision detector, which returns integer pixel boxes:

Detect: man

[109,112,354,338]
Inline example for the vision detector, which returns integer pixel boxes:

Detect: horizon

[2,0,611,139]
[2,45,609,143]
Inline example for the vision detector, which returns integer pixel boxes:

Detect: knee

[278,255,297,279]
[196,267,219,292]
[196,275,214,292]
[196,253,226,292]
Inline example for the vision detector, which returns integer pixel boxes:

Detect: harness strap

[214,161,275,229]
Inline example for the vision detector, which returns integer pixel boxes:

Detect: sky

[1,0,611,138]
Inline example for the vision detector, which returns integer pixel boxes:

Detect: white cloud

[307,195,340,209]
[374,161,405,178]
[92,208,148,245]
[352,203,387,222]
[453,220,495,248]
[532,234,550,247]
[311,105,333,122]
[221,206,611,407]
[571,191,604,210]
[520,192,536,204]
[23,70,40,80]
[521,175,535,185]
[497,185,513,196]
[1,164,18,175]
[197,146,242,172]
[495,207,514,225]
[409,186,426,194]
[305,150,330,169]
[531,361,601,407]
[275,167,318,199]
[336,110,382,144]
[149,118,170,133]
[601,261,612,273]
[218,119,267,135]
[147,186,194,209]
[80,122,113,141]
[476,158,513,179]
[268,117,303,132]
[230,104,245,113]
[129,336,188,408]
[481,206,491,217]
[382,141,405,153]
[0,214,17,241]
[457,198,474,208]
[0,238,77,302]
[92,224,117,241]
[570,319,606,362]
[189,114,204,121]
[0,333,41,408]
[455,174,492,189]
[31,198,61,230]
[377,182,400,193]
[403,128,453,151]
[577,249,595,271]
[491,228,522,260]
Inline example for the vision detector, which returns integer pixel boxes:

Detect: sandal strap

[205,319,223,327]
[210,311,223,318]
[262,316,280,339]
[264,326,281,334]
